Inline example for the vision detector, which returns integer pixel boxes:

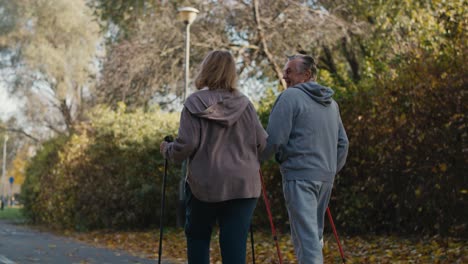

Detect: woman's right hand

[160,141,168,156]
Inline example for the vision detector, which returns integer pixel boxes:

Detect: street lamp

[1,134,8,209]
[177,7,199,101]
[176,6,199,227]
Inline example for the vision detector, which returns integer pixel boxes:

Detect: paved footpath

[0,220,173,264]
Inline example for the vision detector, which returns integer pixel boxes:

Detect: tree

[0,0,102,135]
[93,0,363,108]
[0,118,23,194]
[0,0,17,37]
[9,144,29,185]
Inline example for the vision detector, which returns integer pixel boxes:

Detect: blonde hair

[195,50,237,91]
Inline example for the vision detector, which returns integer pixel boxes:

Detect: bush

[22,103,181,230]
[22,55,466,236]
[21,135,69,223]
[334,48,467,236]
[253,48,466,237]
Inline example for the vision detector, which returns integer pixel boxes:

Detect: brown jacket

[164,89,267,202]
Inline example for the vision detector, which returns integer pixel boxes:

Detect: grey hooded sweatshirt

[262,82,349,182]
[164,89,267,202]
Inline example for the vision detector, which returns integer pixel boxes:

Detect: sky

[0,85,20,121]
[0,48,22,122]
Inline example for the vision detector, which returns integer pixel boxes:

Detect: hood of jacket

[184,89,250,127]
[293,82,334,106]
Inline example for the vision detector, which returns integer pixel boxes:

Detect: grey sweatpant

[283,179,333,264]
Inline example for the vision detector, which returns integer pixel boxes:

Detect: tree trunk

[341,37,360,82]
[59,99,73,133]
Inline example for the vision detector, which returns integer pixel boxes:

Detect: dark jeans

[185,184,257,264]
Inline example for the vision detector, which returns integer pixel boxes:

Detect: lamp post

[1,134,8,209]
[177,7,199,101]
[176,7,199,227]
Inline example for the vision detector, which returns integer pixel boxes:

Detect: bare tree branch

[0,126,39,142]
[253,0,287,90]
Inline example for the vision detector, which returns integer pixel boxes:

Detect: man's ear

[304,70,312,81]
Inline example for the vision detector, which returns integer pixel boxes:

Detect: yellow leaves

[88,104,180,148]
[431,163,448,173]
[433,247,443,257]
[439,163,447,172]
[285,251,296,260]
[10,147,28,185]
[414,188,421,197]
[398,113,406,125]
[62,231,468,264]
[417,133,425,142]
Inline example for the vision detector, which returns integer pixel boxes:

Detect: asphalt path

[0,220,173,264]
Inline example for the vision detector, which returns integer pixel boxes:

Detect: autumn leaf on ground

[53,227,467,264]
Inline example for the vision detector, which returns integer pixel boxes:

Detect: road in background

[0,220,173,264]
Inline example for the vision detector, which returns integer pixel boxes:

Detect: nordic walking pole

[326,207,346,263]
[158,136,173,264]
[259,169,283,264]
[250,225,255,264]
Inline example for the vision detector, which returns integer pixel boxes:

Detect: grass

[0,207,25,221]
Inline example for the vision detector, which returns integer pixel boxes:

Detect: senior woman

[160,50,267,264]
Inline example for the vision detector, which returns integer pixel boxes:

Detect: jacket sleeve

[165,107,200,163]
[336,112,349,173]
[261,92,294,162]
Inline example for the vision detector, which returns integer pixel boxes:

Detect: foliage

[331,0,467,237]
[18,0,468,238]
[21,135,69,222]
[96,3,192,108]
[9,145,28,185]
[334,45,467,236]
[254,0,467,237]
[94,0,363,108]
[0,0,101,134]
[21,104,181,230]
[0,0,17,36]
[89,0,184,39]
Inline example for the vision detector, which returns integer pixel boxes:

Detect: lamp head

[177,7,199,25]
